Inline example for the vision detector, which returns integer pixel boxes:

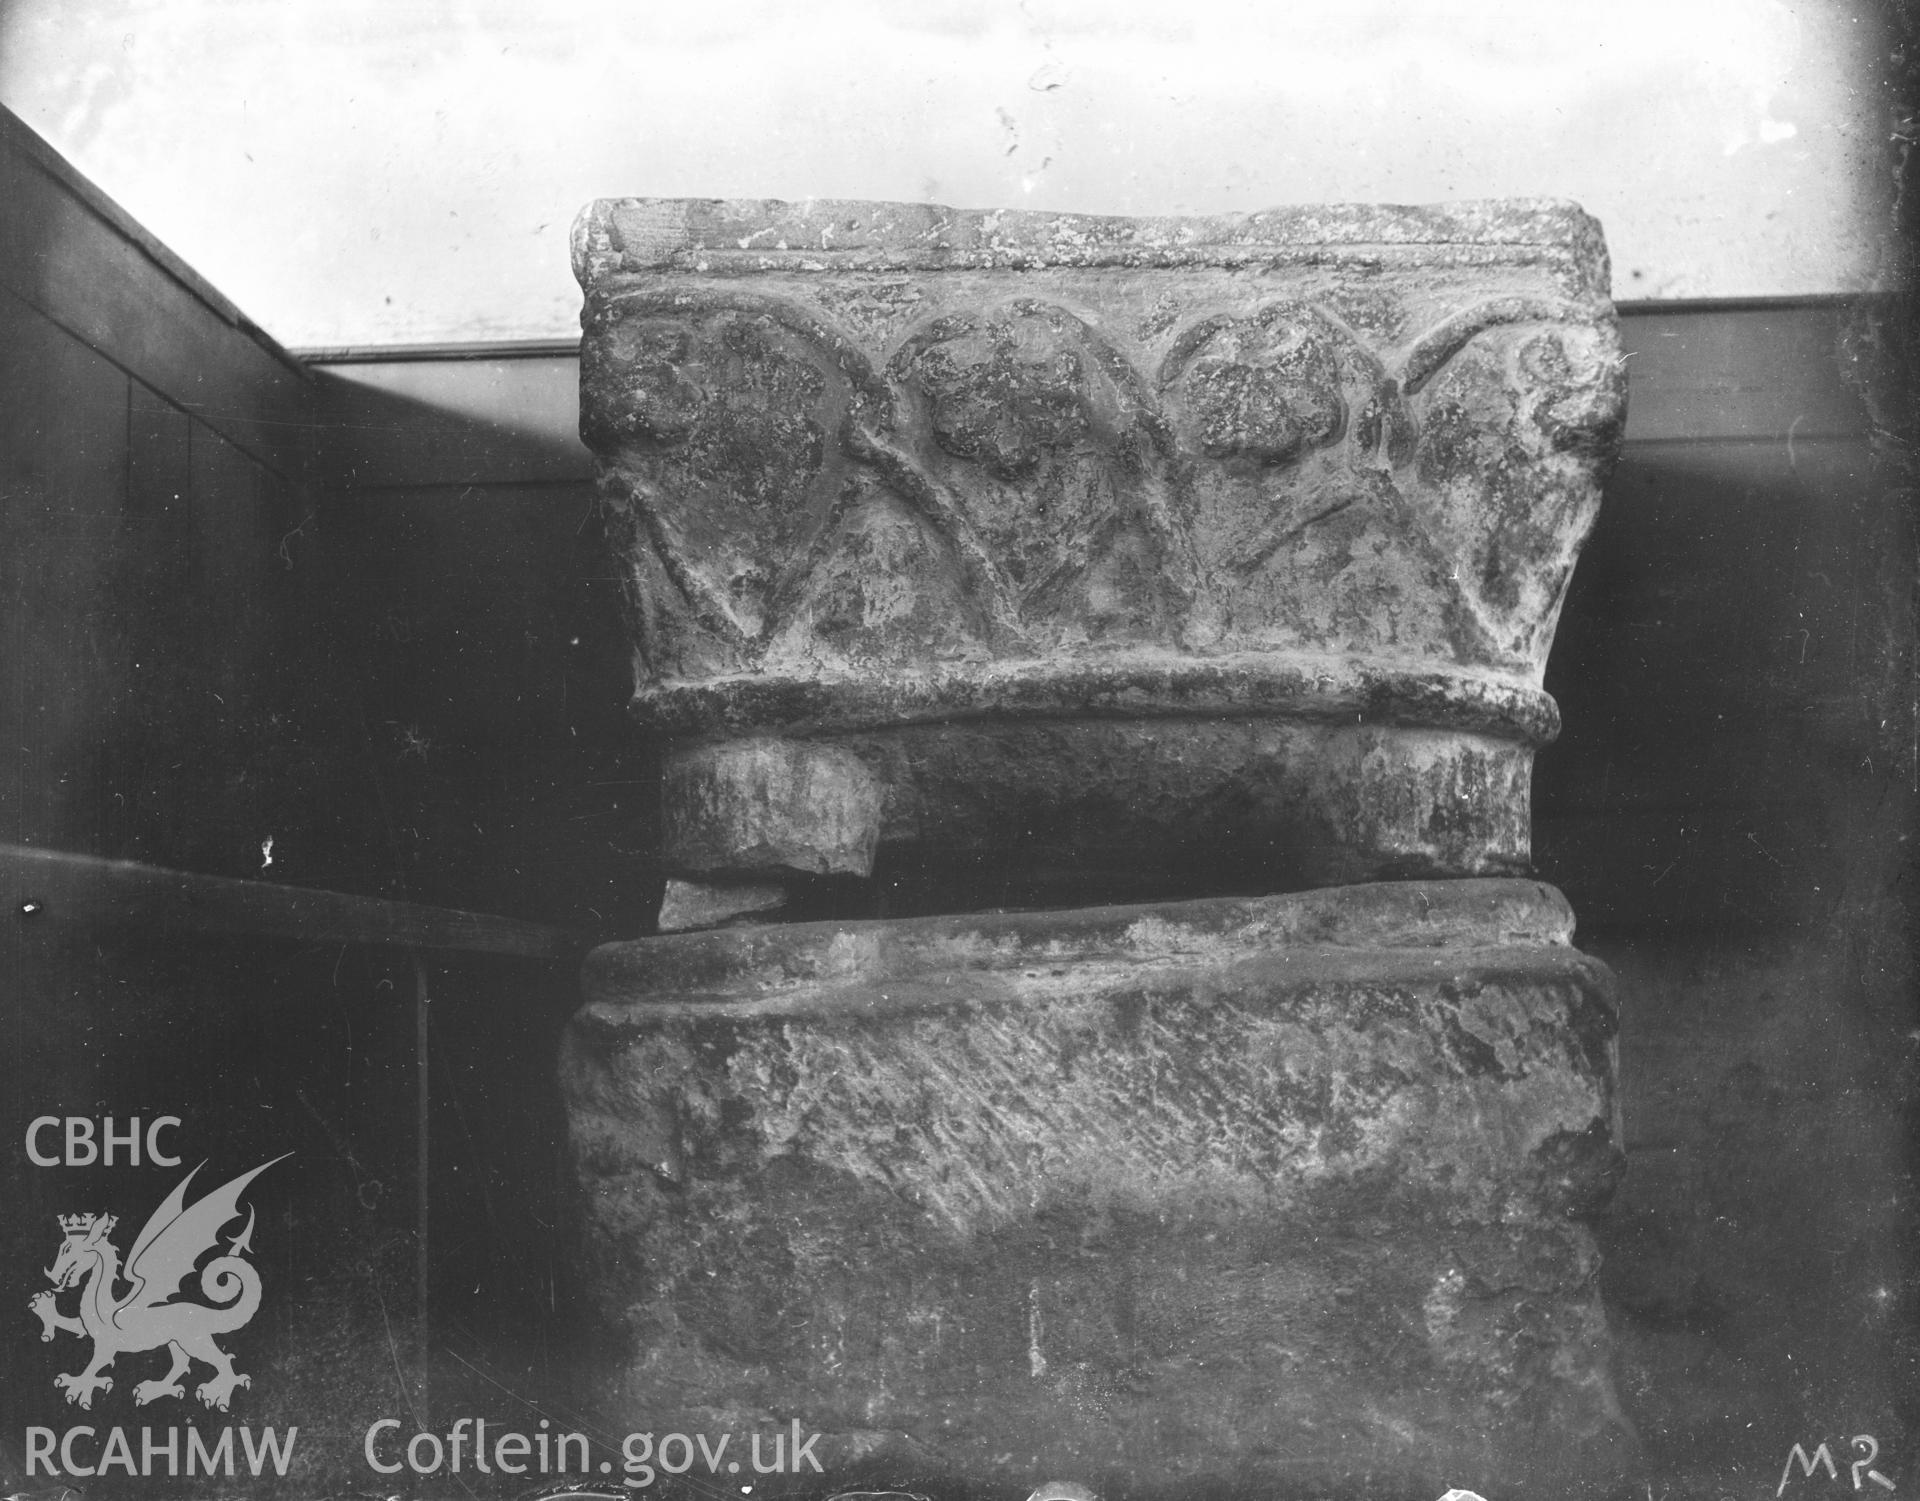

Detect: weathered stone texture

[654,877,789,933]
[566,198,1632,1494]
[574,198,1625,887]
[660,736,883,878]
[564,879,1630,1495]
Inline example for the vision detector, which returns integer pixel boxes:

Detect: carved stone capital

[576,198,1625,888]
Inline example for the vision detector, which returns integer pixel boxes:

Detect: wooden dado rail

[1,843,582,959]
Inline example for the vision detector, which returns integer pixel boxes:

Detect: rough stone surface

[661,736,884,878]
[563,879,1632,1496]
[575,198,1625,885]
[655,877,789,932]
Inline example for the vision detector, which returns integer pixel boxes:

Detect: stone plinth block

[574,199,1626,888]
[562,879,1632,1496]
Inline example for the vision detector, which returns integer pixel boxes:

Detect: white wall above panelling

[0,0,1894,348]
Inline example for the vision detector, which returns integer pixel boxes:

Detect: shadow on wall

[310,361,657,936]
[310,355,591,494]
[1536,433,1920,1483]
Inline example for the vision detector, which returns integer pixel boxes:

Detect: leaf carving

[581,289,899,656]
[886,299,1189,646]
[1400,299,1627,668]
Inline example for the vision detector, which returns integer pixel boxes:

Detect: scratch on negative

[1745,832,1785,867]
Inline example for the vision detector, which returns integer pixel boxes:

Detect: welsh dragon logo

[28,1155,287,1411]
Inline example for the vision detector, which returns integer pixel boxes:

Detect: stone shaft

[660,737,883,879]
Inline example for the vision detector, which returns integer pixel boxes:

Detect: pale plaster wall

[0,0,1896,349]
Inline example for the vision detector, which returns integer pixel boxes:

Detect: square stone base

[563,880,1634,1497]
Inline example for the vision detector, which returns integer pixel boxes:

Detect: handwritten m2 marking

[1778,1437,1896,1496]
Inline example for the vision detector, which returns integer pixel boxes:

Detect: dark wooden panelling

[3,843,578,957]
[1537,436,1912,932]
[1619,301,1875,444]
[1,294,130,849]
[0,105,563,1481]
[0,233,383,891]
[0,106,313,479]
[322,483,647,931]
[127,379,192,526]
